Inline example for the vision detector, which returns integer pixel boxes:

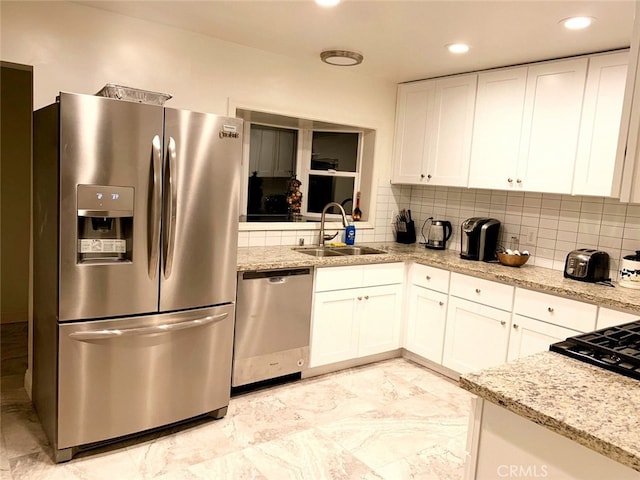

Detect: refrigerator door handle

[163,136,178,279]
[149,135,162,278]
[67,313,228,341]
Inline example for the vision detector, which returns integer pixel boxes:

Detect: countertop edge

[237,244,640,313]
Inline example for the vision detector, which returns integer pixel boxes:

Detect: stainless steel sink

[293,247,344,257]
[331,246,387,255]
[293,246,386,257]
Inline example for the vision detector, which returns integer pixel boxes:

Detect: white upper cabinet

[469,67,527,190]
[395,52,629,195]
[392,74,477,186]
[517,58,588,194]
[573,51,628,196]
[249,126,296,178]
[471,58,589,193]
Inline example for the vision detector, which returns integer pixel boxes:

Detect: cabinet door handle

[427,174,432,179]
[547,307,554,313]
[426,275,431,280]
[357,296,362,301]
[475,288,481,294]
[500,320,506,326]
[420,174,425,179]
[438,301,444,306]
[517,178,522,184]
[364,295,369,300]
[513,324,519,329]
[507,178,513,183]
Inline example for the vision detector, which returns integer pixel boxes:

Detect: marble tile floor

[1,358,474,480]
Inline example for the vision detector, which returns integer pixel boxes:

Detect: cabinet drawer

[450,272,514,311]
[596,307,639,329]
[361,263,405,288]
[315,263,404,292]
[411,264,450,293]
[315,266,363,292]
[514,288,597,332]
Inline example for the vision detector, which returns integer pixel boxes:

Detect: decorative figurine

[286,176,303,216]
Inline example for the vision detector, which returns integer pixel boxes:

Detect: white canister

[619,250,640,289]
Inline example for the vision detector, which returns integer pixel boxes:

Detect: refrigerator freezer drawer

[57,305,234,449]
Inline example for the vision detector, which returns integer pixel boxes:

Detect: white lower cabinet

[358,285,404,357]
[405,286,448,363]
[404,264,450,363]
[507,314,580,362]
[309,264,404,368]
[597,307,639,329]
[309,262,634,375]
[310,289,360,367]
[443,297,511,374]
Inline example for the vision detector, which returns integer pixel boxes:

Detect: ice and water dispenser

[77,185,134,263]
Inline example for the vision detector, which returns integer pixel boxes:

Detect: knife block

[395,220,416,244]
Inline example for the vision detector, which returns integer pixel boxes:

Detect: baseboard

[0,315,29,325]
[302,349,402,378]
[401,349,460,381]
[24,368,32,399]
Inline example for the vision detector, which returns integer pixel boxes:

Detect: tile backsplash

[391,183,640,281]
[238,179,640,281]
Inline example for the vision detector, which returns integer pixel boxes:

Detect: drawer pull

[475,288,481,294]
[500,320,506,326]
[513,324,519,329]
[548,307,554,313]
[357,296,362,301]
[364,295,369,300]
[426,275,431,280]
[439,301,444,306]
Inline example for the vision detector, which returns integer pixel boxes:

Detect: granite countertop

[237,242,640,313]
[459,352,640,472]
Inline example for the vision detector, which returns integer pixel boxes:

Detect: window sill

[238,221,374,232]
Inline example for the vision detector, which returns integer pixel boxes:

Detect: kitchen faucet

[319,202,349,246]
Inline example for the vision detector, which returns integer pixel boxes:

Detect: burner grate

[550,320,640,381]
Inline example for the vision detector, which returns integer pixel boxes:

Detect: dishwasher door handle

[268,277,287,284]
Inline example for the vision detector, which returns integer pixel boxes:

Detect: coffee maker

[460,217,501,261]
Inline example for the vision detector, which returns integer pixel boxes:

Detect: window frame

[299,129,363,221]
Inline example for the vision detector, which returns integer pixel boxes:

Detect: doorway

[1,61,33,378]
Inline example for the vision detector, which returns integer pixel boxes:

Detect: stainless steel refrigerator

[32,91,242,462]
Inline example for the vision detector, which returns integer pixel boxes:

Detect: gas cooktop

[550,320,640,381]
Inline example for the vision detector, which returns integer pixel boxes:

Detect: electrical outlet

[520,227,537,244]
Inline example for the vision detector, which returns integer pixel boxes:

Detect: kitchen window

[306,131,360,216]
[240,115,367,223]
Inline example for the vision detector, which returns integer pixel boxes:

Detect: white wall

[0,0,397,178]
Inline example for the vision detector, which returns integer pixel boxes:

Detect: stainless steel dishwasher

[233,268,313,387]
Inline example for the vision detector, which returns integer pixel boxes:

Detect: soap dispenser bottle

[345,224,356,245]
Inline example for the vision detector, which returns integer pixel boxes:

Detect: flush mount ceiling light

[561,16,594,30]
[447,43,470,54]
[320,50,364,66]
[315,0,340,6]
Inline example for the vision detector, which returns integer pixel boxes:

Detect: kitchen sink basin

[293,246,386,257]
[293,247,344,257]
[331,246,387,255]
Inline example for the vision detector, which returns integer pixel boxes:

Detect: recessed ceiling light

[447,43,470,54]
[561,16,594,30]
[316,0,340,6]
[320,50,363,66]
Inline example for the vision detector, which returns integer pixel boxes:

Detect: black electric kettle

[425,219,452,250]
